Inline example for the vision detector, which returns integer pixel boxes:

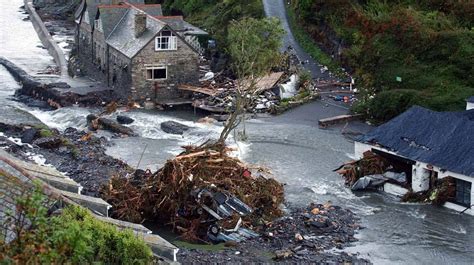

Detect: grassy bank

[289,0,474,122]
[285,4,342,75]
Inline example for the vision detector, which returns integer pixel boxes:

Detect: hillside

[289,0,474,121]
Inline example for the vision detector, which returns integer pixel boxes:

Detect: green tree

[219,17,284,142]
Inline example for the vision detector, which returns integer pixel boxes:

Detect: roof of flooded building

[80,1,205,58]
[98,6,129,37]
[358,106,474,177]
[106,7,167,58]
[82,0,145,26]
[467,96,474,103]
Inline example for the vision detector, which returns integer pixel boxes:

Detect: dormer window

[155,30,177,51]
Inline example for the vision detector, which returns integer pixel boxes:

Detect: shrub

[0,186,153,264]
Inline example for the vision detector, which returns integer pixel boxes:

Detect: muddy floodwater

[0,0,473,264]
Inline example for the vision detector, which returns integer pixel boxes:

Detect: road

[263,0,353,110]
[262,0,330,80]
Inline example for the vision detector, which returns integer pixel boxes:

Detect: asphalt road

[263,0,353,110]
[263,0,331,80]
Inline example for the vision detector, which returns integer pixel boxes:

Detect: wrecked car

[179,188,259,242]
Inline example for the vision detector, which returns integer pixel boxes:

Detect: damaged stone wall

[131,34,199,102]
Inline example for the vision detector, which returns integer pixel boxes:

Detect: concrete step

[92,214,151,235]
[140,233,179,262]
[60,190,111,217]
[33,172,82,194]
[0,150,82,193]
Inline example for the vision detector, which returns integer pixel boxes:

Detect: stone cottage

[74,0,207,104]
[354,105,474,215]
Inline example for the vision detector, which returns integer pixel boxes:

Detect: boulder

[98,118,136,136]
[21,128,38,144]
[116,115,134,125]
[33,136,62,149]
[86,114,136,136]
[161,121,190,135]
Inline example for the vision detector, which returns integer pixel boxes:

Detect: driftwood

[101,141,284,242]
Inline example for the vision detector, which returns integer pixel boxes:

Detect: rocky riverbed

[178,203,369,264]
[0,123,132,196]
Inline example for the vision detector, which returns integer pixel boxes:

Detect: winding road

[263,0,329,80]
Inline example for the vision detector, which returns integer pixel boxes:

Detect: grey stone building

[74,0,207,103]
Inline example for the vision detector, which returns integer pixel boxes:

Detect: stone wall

[131,34,199,102]
[108,47,133,99]
[77,23,108,83]
[25,0,68,76]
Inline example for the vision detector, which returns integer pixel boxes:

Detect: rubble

[334,151,391,187]
[32,136,63,149]
[336,151,456,206]
[101,141,285,243]
[179,54,320,115]
[177,203,369,264]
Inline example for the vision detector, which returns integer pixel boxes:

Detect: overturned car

[179,188,259,242]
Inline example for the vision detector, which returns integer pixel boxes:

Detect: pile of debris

[101,141,284,243]
[180,56,320,114]
[402,177,456,206]
[336,151,456,206]
[183,70,289,114]
[335,151,392,189]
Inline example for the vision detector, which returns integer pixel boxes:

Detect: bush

[367,89,421,122]
[0,186,153,264]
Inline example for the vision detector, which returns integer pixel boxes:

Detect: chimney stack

[134,12,147,38]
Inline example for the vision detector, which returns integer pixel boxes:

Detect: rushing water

[0,1,473,264]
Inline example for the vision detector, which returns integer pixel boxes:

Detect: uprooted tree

[219,17,285,143]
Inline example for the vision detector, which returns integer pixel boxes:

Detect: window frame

[454,178,472,207]
[146,66,167,80]
[155,30,178,51]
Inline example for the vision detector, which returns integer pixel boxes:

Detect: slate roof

[357,106,474,177]
[156,16,208,35]
[98,6,129,37]
[467,96,474,103]
[83,0,145,26]
[106,7,166,58]
[132,4,163,17]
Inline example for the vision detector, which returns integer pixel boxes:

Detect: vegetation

[285,5,342,75]
[220,17,284,142]
[0,186,153,264]
[290,0,474,122]
[147,0,264,49]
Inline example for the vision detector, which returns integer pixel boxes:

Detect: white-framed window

[155,30,177,51]
[146,66,167,80]
[94,18,103,32]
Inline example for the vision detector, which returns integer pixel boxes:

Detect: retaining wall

[24,0,68,76]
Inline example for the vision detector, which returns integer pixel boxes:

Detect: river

[0,1,473,264]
